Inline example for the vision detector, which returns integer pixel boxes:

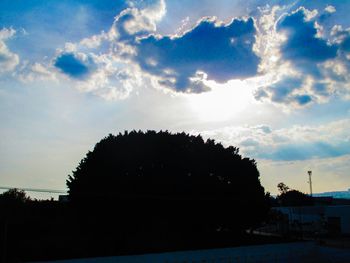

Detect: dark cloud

[134,17,260,92]
[254,88,268,100]
[341,37,350,52]
[329,26,350,74]
[294,94,312,105]
[257,77,301,103]
[319,12,332,23]
[270,77,302,103]
[319,5,336,23]
[255,77,314,106]
[277,8,337,66]
[240,138,259,147]
[337,31,350,53]
[312,82,329,96]
[54,52,96,79]
[253,7,350,107]
[256,125,272,134]
[257,141,350,161]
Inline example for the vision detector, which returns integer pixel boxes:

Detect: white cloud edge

[0,28,20,74]
[3,3,350,107]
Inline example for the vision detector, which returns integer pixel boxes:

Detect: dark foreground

[1,200,290,262]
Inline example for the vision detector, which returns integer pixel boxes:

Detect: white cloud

[109,0,166,40]
[126,0,166,34]
[255,5,284,75]
[73,0,261,96]
[196,118,350,161]
[64,53,144,100]
[8,2,350,106]
[0,28,20,74]
[79,32,109,49]
[75,67,137,100]
[40,0,167,100]
[133,16,260,93]
[253,5,350,108]
[325,5,336,14]
[0,27,16,40]
[16,61,57,83]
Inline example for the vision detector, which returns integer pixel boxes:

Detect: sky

[1,0,350,199]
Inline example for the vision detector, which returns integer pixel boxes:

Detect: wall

[325,206,350,234]
[273,206,350,234]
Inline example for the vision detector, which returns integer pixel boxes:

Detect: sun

[187,79,255,122]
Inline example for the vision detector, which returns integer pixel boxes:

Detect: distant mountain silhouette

[313,190,350,199]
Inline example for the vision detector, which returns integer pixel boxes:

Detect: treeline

[1,131,273,261]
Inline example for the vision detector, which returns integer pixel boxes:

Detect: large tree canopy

[67,131,268,232]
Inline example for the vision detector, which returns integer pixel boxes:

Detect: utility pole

[307,170,313,196]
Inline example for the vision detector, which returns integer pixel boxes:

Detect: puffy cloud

[324,5,336,14]
[97,2,261,94]
[0,1,260,98]
[17,62,56,83]
[197,119,350,161]
[10,2,350,104]
[54,2,261,96]
[35,0,166,100]
[253,6,350,107]
[109,0,166,41]
[266,77,302,103]
[80,32,109,49]
[53,49,142,100]
[134,17,260,92]
[319,5,336,23]
[0,28,19,74]
[331,25,350,53]
[54,52,96,79]
[255,124,272,134]
[255,76,313,106]
[74,62,141,100]
[277,7,337,65]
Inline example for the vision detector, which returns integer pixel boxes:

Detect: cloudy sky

[1,0,350,198]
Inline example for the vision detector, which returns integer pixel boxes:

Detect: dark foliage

[67,130,268,233]
[0,188,30,203]
[277,189,314,207]
[0,189,30,217]
[277,182,289,195]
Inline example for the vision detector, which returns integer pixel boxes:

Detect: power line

[0,186,67,194]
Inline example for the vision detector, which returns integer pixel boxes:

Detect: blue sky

[1,0,350,198]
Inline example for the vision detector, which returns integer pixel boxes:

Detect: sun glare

[188,80,254,122]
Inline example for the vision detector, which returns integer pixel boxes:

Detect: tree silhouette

[276,183,313,207]
[277,182,290,194]
[0,188,30,204]
[67,131,268,234]
[278,190,313,206]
